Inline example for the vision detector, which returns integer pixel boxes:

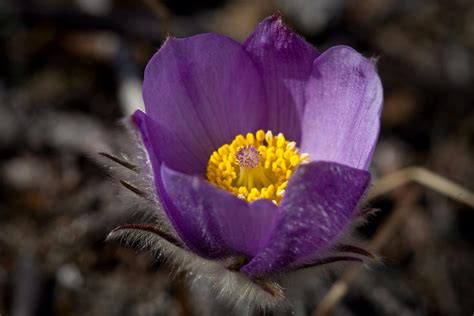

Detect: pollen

[206,130,310,204]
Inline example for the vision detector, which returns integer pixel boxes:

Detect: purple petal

[132,110,162,178]
[240,161,370,277]
[300,46,383,170]
[143,34,268,175]
[160,164,279,259]
[244,14,319,142]
[133,110,203,177]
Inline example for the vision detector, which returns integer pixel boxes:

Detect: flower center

[206,130,310,204]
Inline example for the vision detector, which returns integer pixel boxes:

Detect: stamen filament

[237,164,272,189]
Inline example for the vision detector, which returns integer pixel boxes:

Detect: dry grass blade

[312,164,474,316]
[368,166,474,207]
[312,187,422,316]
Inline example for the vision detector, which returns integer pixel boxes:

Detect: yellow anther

[256,130,265,142]
[265,130,273,144]
[206,130,310,204]
[290,155,301,166]
[235,134,246,145]
[286,141,296,150]
[275,148,284,158]
[276,133,286,148]
[210,156,219,165]
[218,146,229,156]
[246,132,255,144]
[276,189,285,197]
[300,153,310,161]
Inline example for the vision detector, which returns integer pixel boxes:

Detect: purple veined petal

[160,164,280,259]
[300,46,383,170]
[133,110,204,178]
[244,14,319,143]
[142,34,268,176]
[240,161,370,277]
[132,110,162,178]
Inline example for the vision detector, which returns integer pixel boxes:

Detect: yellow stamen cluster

[206,130,310,204]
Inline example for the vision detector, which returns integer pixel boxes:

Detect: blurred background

[0,0,473,315]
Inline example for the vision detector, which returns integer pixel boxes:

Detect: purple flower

[107,14,383,309]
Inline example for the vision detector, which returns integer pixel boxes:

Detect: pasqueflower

[106,14,383,309]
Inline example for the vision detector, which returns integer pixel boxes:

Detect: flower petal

[132,110,161,176]
[244,14,319,142]
[160,164,279,259]
[240,161,370,277]
[133,110,204,177]
[143,34,268,175]
[300,46,383,170]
